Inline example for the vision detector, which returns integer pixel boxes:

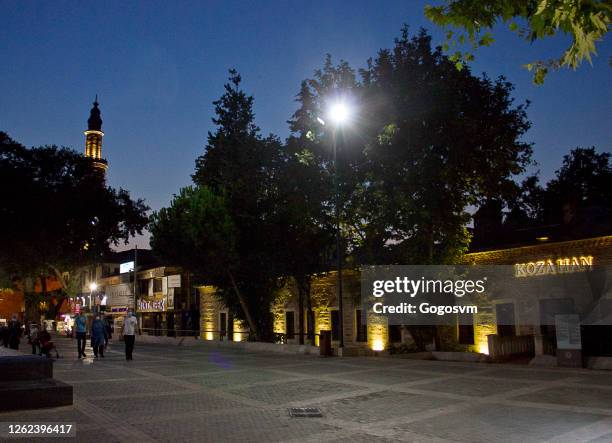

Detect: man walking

[122,311,138,360]
[75,312,87,358]
[90,314,108,358]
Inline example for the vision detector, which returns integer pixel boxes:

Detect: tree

[477,147,611,246]
[542,147,611,228]
[294,29,532,267]
[292,28,533,350]
[287,60,366,343]
[275,136,336,344]
[190,70,287,340]
[149,186,258,334]
[0,132,149,321]
[425,0,611,84]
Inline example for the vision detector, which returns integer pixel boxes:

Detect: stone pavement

[1,336,612,442]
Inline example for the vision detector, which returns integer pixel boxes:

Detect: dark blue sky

[2,1,610,248]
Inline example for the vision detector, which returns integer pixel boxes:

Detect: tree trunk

[46,264,69,321]
[226,269,258,340]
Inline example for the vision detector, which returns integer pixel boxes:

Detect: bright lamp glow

[89,282,98,291]
[329,103,350,124]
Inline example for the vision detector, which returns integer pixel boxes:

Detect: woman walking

[90,314,108,358]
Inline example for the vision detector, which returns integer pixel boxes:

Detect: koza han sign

[515,256,594,278]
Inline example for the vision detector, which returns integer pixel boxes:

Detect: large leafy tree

[425,0,611,84]
[515,147,610,227]
[361,29,532,264]
[155,70,337,341]
[544,147,612,221]
[275,136,336,344]
[0,132,149,320]
[292,29,533,350]
[149,186,260,334]
[292,29,532,267]
[190,70,286,340]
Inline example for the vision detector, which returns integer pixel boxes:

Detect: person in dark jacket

[8,314,22,350]
[104,317,112,347]
[74,313,87,358]
[90,314,108,358]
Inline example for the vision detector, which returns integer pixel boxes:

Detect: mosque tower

[84,96,108,173]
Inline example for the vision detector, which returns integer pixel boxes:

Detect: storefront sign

[106,283,134,307]
[138,298,165,312]
[120,261,134,274]
[514,256,594,277]
[555,314,582,349]
[111,306,129,313]
[167,274,181,288]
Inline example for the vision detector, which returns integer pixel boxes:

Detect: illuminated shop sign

[120,261,134,274]
[515,256,594,277]
[138,298,165,312]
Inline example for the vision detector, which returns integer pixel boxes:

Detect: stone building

[460,235,612,364]
[198,235,612,367]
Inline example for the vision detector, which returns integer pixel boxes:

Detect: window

[458,313,475,345]
[153,278,163,293]
[496,303,516,337]
[331,310,340,341]
[138,279,150,296]
[355,310,367,342]
[389,325,402,343]
[285,311,295,339]
[219,312,227,337]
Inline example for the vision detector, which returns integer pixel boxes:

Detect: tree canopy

[425,0,611,84]
[291,28,533,265]
[0,132,149,318]
[474,146,611,248]
[152,28,537,339]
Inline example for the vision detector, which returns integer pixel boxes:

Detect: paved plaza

[2,336,612,442]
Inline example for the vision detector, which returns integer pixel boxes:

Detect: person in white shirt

[122,312,138,360]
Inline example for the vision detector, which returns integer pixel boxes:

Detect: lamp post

[319,102,351,353]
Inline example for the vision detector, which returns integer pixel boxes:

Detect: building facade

[198,235,612,366]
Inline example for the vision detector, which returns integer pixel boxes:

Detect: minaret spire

[84,97,107,173]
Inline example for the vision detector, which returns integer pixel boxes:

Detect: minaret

[84,96,108,173]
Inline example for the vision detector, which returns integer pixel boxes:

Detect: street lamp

[319,100,352,354]
[329,103,350,125]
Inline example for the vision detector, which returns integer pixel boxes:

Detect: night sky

[2,1,610,249]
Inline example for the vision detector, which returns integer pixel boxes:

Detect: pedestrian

[90,314,107,358]
[8,314,22,350]
[29,323,40,355]
[74,312,87,358]
[104,317,112,348]
[122,311,138,360]
[38,328,54,358]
